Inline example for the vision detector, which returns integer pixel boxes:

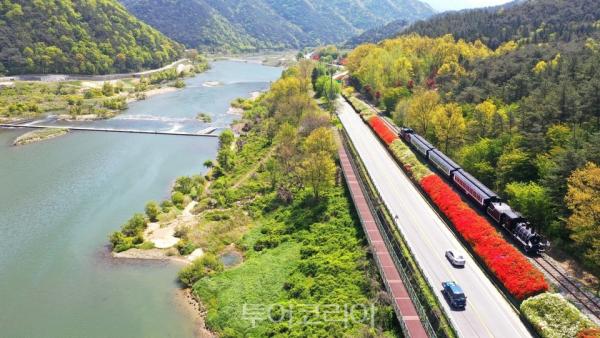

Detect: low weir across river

[0,123,219,137]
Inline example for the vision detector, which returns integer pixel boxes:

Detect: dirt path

[145,201,198,249]
[231,148,275,189]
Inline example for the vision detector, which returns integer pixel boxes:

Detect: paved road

[338,98,531,338]
[0,59,190,82]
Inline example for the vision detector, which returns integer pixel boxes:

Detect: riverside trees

[173,61,396,337]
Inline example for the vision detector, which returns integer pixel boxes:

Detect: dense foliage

[120,0,433,52]
[344,19,409,47]
[364,109,548,300]
[0,0,183,75]
[346,0,600,277]
[406,0,600,49]
[520,293,598,338]
[185,61,398,336]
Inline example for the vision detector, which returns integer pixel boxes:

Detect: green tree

[458,138,504,187]
[496,148,537,189]
[102,82,114,97]
[172,191,185,209]
[178,254,224,287]
[217,148,235,172]
[505,182,554,231]
[275,123,299,176]
[219,129,235,149]
[121,213,147,237]
[299,152,336,200]
[145,201,160,222]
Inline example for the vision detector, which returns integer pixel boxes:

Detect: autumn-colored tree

[299,109,330,136]
[565,162,600,276]
[267,77,316,124]
[304,128,337,158]
[300,152,336,200]
[432,103,466,153]
[406,89,441,137]
[470,99,501,138]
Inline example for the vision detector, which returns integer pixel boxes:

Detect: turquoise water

[0,61,282,338]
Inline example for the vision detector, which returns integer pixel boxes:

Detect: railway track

[345,94,600,323]
[534,254,600,322]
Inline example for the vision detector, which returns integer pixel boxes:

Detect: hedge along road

[337,98,531,338]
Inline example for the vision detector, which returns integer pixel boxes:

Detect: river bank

[0,61,283,338]
[106,60,401,336]
[0,58,206,124]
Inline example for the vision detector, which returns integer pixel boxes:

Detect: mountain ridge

[120,0,434,52]
[0,0,183,75]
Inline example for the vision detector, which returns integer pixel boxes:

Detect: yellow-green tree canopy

[566,162,600,275]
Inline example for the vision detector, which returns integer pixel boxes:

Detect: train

[399,127,550,255]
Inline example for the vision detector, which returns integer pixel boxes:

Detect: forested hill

[344,0,600,277]
[405,0,600,49]
[119,0,434,53]
[0,0,184,75]
[344,19,410,47]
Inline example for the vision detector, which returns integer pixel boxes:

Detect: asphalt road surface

[338,98,531,338]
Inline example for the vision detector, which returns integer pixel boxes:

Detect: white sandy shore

[114,201,202,262]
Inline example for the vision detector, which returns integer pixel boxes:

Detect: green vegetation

[120,0,433,53]
[144,201,160,222]
[12,128,68,146]
[179,253,224,287]
[520,293,598,338]
[389,139,432,181]
[347,11,600,279]
[0,56,207,120]
[406,0,600,49]
[109,213,147,252]
[0,0,183,75]
[344,130,456,338]
[196,113,212,123]
[171,61,397,336]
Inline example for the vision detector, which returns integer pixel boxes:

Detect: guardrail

[340,128,455,338]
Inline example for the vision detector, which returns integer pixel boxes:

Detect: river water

[0,61,282,338]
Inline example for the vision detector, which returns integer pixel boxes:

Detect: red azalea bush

[420,174,549,300]
[368,116,398,145]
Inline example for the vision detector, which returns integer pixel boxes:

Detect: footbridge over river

[0,123,219,138]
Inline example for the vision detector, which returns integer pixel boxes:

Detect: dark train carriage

[399,128,413,142]
[487,201,518,224]
[410,134,435,157]
[453,170,498,207]
[429,149,461,177]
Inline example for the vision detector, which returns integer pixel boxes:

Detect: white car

[445,250,466,267]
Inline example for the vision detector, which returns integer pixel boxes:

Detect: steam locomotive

[399,127,550,255]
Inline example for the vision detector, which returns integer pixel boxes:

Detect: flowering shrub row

[389,140,432,181]
[359,102,548,300]
[348,96,376,121]
[521,293,598,338]
[368,116,398,145]
[420,174,549,300]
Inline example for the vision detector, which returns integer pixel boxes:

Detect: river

[0,61,282,338]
